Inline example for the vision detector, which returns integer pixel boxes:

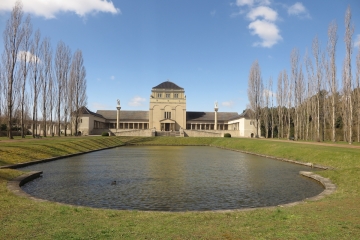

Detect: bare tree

[283,70,292,139]
[40,37,52,137]
[19,15,32,138]
[262,80,270,138]
[0,63,2,123]
[326,20,338,142]
[48,69,56,136]
[356,46,360,142]
[343,6,354,144]
[269,77,274,138]
[70,50,87,135]
[30,30,41,137]
[2,1,25,139]
[305,50,315,141]
[55,41,71,136]
[320,52,328,141]
[297,65,305,140]
[277,71,284,138]
[291,48,300,140]
[341,60,349,142]
[248,60,263,137]
[312,36,323,141]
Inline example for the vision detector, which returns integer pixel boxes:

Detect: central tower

[149,81,186,131]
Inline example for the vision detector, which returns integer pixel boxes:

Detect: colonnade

[116,122,148,130]
[187,123,228,131]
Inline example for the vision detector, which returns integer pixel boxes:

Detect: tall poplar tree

[248,60,263,138]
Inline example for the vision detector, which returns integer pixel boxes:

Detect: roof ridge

[152,81,183,90]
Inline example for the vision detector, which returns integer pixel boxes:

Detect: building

[76,81,257,137]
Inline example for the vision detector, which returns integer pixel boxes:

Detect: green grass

[0,136,129,165]
[1,136,360,239]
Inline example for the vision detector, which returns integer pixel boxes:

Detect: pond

[20,146,324,211]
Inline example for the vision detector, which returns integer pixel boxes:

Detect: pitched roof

[228,109,253,120]
[96,110,149,121]
[152,81,183,90]
[79,106,105,118]
[186,111,239,122]
[239,109,253,119]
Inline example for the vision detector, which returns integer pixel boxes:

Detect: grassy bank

[1,136,360,239]
[0,136,129,166]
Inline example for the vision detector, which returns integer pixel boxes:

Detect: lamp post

[116,99,121,130]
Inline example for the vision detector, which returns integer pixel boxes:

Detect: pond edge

[6,144,337,213]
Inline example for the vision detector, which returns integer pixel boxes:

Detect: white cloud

[260,0,271,5]
[110,75,115,80]
[210,10,216,16]
[233,0,281,48]
[248,19,282,47]
[222,101,235,108]
[288,2,310,18]
[247,6,277,21]
[92,102,110,110]
[235,0,270,7]
[128,96,146,107]
[236,0,254,7]
[17,51,41,63]
[0,0,120,19]
[355,34,360,48]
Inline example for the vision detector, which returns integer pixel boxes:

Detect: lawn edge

[5,141,337,213]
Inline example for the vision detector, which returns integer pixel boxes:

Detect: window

[157,93,162,98]
[174,93,178,98]
[166,93,170,98]
[164,112,171,119]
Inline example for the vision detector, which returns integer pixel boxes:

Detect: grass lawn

[1,136,360,239]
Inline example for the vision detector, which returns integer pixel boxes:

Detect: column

[214,101,218,130]
[116,99,121,130]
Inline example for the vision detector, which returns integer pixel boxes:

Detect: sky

[1,0,360,114]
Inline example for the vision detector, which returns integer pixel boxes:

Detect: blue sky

[1,0,360,114]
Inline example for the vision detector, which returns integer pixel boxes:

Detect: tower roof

[152,81,183,90]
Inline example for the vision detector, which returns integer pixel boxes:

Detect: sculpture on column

[214,101,218,130]
[116,99,121,130]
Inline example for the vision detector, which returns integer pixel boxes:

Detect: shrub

[102,132,109,137]
[224,133,231,138]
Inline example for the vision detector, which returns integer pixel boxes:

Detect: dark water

[20,146,323,211]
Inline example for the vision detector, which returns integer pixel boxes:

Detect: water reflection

[20,146,323,211]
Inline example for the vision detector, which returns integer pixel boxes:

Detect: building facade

[77,81,257,137]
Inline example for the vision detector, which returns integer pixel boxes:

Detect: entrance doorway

[165,123,170,131]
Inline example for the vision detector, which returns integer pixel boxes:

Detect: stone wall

[90,128,243,138]
[111,129,154,137]
[184,129,240,137]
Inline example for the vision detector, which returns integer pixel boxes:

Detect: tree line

[0,1,87,139]
[248,6,360,144]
